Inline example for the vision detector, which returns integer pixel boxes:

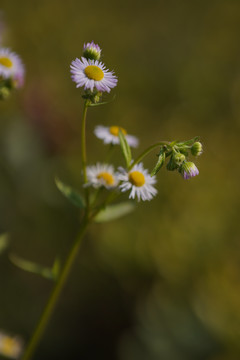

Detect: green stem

[81,100,90,210]
[21,217,90,360]
[129,141,170,170]
[81,101,89,183]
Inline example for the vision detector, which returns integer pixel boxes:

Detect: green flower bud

[191,142,203,156]
[0,86,11,100]
[173,152,185,166]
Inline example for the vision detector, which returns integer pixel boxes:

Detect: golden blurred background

[0,0,240,359]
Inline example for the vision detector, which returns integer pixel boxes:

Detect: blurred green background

[0,0,240,359]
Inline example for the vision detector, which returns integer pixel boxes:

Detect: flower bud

[83,41,101,61]
[0,86,10,100]
[173,152,185,166]
[191,141,203,156]
[180,161,199,180]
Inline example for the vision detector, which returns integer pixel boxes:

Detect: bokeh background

[0,0,240,359]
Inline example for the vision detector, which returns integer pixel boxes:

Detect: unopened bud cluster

[151,138,203,180]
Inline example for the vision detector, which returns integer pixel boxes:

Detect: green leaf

[9,253,59,281]
[95,202,135,223]
[55,177,85,209]
[0,233,10,254]
[177,136,200,147]
[118,130,132,168]
[151,151,166,176]
[88,95,116,107]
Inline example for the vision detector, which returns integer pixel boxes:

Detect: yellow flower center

[97,172,114,186]
[0,57,13,68]
[84,65,104,81]
[2,338,16,355]
[109,126,127,137]
[129,171,145,187]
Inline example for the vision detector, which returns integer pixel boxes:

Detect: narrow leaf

[95,202,135,223]
[9,253,57,281]
[178,136,200,147]
[118,130,132,168]
[88,95,116,107]
[151,151,166,176]
[55,177,85,209]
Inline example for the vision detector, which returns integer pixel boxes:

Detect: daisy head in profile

[70,57,117,93]
[94,125,139,148]
[117,163,157,201]
[86,163,119,189]
[0,48,25,88]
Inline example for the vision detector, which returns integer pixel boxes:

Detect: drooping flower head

[94,125,139,148]
[180,161,199,180]
[118,163,157,201]
[86,163,118,189]
[83,41,101,61]
[70,57,117,93]
[0,48,25,88]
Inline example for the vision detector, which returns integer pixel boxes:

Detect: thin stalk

[81,100,90,210]
[129,141,170,170]
[21,218,90,360]
[81,101,89,183]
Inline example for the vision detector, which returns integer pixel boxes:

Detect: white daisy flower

[70,57,117,93]
[94,125,139,148]
[0,330,23,359]
[0,48,25,87]
[86,163,118,189]
[118,163,157,201]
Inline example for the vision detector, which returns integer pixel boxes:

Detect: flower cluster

[84,136,203,202]
[69,42,203,202]
[0,35,204,360]
[164,139,202,179]
[85,161,157,202]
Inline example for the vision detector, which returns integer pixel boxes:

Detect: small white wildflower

[118,162,157,201]
[86,163,118,189]
[94,125,139,148]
